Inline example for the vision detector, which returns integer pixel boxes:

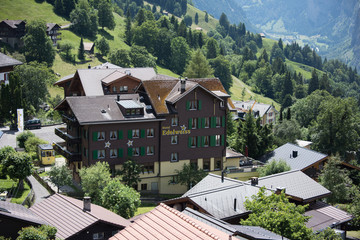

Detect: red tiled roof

[30,194,130,239]
[110,203,231,240]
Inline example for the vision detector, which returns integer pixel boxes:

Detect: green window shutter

[127,130,132,139]
[198,100,202,110]
[197,136,202,147]
[128,148,133,157]
[140,129,145,138]
[201,136,205,147]
[221,135,224,146]
[198,118,201,128]
[188,137,192,148]
[118,148,123,158]
[188,118,192,129]
[210,117,215,128]
[186,101,190,110]
[222,116,225,127]
[92,132,98,141]
[210,135,215,146]
[92,150,98,160]
[118,130,123,140]
[201,118,205,128]
[140,147,145,156]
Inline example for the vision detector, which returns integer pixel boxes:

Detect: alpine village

[0,0,360,239]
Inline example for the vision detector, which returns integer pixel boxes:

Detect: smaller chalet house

[30,194,130,240]
[46,23,61,45]
[233,100,278,125]
[84,42,95,54]
[0,201,47,239]
[111,203,233,240]
[259,142,328,179]
[0,20,26,48]
[163,171,353,234]
[0,52,23,85]
[0,20,61,47]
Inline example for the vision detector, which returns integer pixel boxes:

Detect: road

[0,124,65,148]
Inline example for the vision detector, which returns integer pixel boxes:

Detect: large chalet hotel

[54,63,233,194]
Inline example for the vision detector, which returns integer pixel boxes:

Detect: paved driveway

[0,124,65,149]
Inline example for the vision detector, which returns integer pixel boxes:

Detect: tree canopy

[118,159,141,188]
[174,163,207,190]
[258,159,291,177]
[2,152,32,189]
[183,49,213,78]
[48,165,73,193]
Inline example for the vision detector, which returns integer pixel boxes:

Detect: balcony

[62,114,77,123]
[55,127,80,143]
[53,142,81,162]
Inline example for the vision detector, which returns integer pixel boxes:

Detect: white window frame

[98,150,105,159]
[216,117,221,128]
[190,136,197,148]
[147,146,154,155]
[171,153,178,162]
[97,131,105,141]
[215,135,221,146]
[112,86,117,93]
[204,136,209,147]
[147,128,154,138]
[171,116,178,126]
[171,135,178,144]
[110,131,117,140]
[204,117,210,128]
[133,147,140,156]
[189,100,198,110]
[132,129,139,138]
[110,149,117,158]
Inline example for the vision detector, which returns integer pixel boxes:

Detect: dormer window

[118,99,144,117]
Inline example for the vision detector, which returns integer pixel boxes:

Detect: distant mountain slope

[192,0,360,70]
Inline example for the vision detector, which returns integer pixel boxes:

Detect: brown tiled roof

[30,194,130,239]
[305,201,353,231]
[110,203,231,240]
[141,80,178,115]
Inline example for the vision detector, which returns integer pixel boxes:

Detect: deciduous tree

[79,162,111,204]
[209,56,232,92]
[2,152,32,190]
[98,0,115,30]
[170,37,190,74]
[118,159,141,188]
[109,49,131,67]
[23,20,55,67]
[95,36,110,56]
[101,178,141,218]
[48,165,73,193]
[174,163,207,190]
[258,160,291,177]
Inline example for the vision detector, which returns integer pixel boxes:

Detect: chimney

[221,171,224,183]
[88,64,91,69]
[250,177,258,186]
[234,198,237,211]
[117,94,120,102]
[180,77,186,93]
[293,150,298,158]
[83,196,91,211]
[275,187,286,195]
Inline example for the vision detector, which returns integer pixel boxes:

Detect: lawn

[347,231,360,238]
[0,0,69,25]
[135,202,157,216]
[0,176,31,204]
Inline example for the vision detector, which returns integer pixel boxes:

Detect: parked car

[25,119,41,130]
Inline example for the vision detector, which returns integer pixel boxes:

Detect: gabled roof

[304,201,353,231]
[46,23,60,31]
[83,42,94,51]
[233,101,278,117]
[247,170,331,202]
[0,201,46,225]
[57,94,158,125]
[1,20,25,29]
[183,208,288,240]
[30,194,130,239]
[0,52,23,68]
[259,143,328,171]
[226,148,245,159]
[110,203,231,240]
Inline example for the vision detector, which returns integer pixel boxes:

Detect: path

[27,175,50,205]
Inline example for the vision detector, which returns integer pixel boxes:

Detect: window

[142,164,154,174]
[169,175,179,184]
[136,109,141,115]
[220,101,224,107]
[126,109,130,115]
[131,109,136,115]
[133,147,140,156]
[216,117,221,127]
[110,131,117,140]
[171,135,178,144]
[189,100,198,110]
[141,183,147,190]
[97,131,105,141]
[112,86,117,93]
[132,129,139,138]
[147,146,154,155]
[191,118,198,129]
[171,153,178,162]
[215,157,222,170]
[204,117,210,128]
[215,135,221,146]
[93,232,104,240]
[171,116,178,126]
[190,159,198,168]
[120,86,128,92]
[147,128,154,138]
[203,158,210,171]
[190,136,197,148]
[203,136,209,147]
[110,149,117,158]
[98,150,105,159]
[268,112,273,117]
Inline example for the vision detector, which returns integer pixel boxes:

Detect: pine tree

[205,11,209,22]
[125,11,132,45]
[195,12,199,25]
[78,38,85,61]
[308,69,319,95]
[183,49,213,78]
